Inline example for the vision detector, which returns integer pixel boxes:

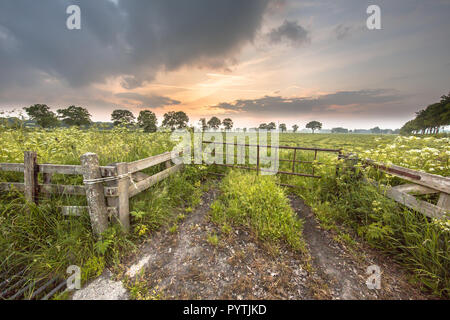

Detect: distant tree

[267,122,276,130]
[57,105,91,127]
[222,118,233,130]
[370,126,381,134]
[279,123,287,132]
[137,110,157,133]
[207,116,221,130]
[23,104,59,128]
[111,109,135,126]
[259,123,267,130]
[199,118,208,131]
[292,124,299,133]
[306,121,322,133]
[162,111,189,130]
[331,127,348,133]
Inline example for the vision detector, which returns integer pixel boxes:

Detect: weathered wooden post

[24,151,38,204]
[116,163,130,232]
[81,152,109,235]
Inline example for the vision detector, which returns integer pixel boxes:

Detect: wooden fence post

[81,153,109,236]
[116,163,130,232]
[24,151,38,204]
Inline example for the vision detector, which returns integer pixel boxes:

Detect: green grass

[292,162,449,297]
[210,171,306,252]
[1,127,448,299]
[0,125,211,299]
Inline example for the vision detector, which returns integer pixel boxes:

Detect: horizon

[1,1,449,129]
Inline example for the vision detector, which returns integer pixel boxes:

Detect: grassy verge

[210,171,306,253]
[0,165,208,298]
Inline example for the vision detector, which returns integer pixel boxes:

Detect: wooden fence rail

[0,151,182,235]
[346,155,450,219]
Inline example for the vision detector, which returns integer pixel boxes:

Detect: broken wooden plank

[363,159,450,194]
[0,163,24,172]
[386,186,447,219]
[128,163,183,198]
[437,193,450,212]
[127,152,172,174]
[392,184,439,195]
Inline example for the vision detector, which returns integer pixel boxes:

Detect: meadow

[0,126,448,298]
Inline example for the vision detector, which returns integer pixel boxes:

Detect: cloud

[210,89,403,117]
[115,93,180,108]
[0,0,273,91]
[267,20,310,46]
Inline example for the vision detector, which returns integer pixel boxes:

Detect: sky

[0,0,449,130]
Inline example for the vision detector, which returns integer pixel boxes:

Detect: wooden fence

[354,156,449,219]
[0,151,183,235]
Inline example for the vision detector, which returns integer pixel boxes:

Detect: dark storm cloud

[115,93,180,108]
[267,20,310,46]
[211,89,403,116]
[0,0,272,90]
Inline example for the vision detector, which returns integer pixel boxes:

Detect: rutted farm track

[73,186,432,300]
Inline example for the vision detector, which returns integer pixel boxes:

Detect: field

[0,127,449,298]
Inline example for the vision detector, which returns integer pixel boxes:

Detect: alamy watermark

[66,265,81,290]
[170,129,279,175]
[366,264,381,290]
[66,5,81,30]
[367,5,382,30]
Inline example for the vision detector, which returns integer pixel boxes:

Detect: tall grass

[293,161,449,297]
[0,126,208,296]
[210,171,306,252]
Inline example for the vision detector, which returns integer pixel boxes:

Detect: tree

[259,123,267,130]
[331,127,348,133]
[111,109,135,126]
[198,118,208,131]
[279,123,287,132]
[292,124,299,133]
[306,121,322,133]
[267,122,276,130]
[23,104,59,128]
[222,118,233,130]
[400,90,450,135]
[162,111,189,130]
[207,116,221,130]
[370,126,381,134]
[57,105,91,127]
[137,110,158,133]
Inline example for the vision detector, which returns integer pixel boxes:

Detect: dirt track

[109,187,431,300]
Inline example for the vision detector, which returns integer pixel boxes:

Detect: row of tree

[400,92,450,135]
[21,104,238,132]
[258,121,323,133]
[18,104,414,134]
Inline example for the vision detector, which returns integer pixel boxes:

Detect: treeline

[0,104,239,133]
[400,91,450,135]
